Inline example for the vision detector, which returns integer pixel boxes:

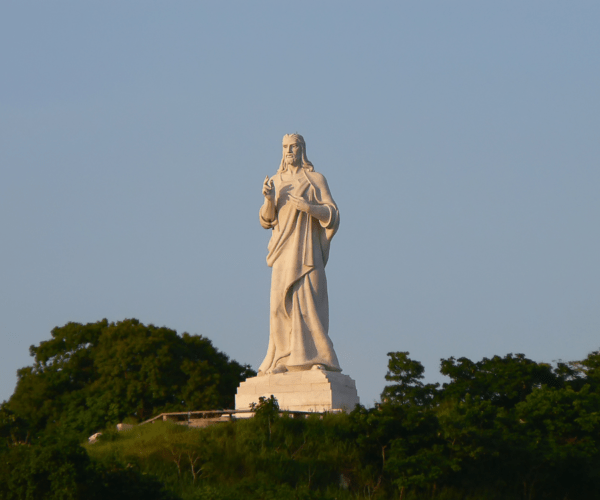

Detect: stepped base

[235,370,359,413]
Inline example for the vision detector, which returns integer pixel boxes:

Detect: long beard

[286,156,301,168]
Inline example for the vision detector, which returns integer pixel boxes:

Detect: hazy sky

[1,2,599,407]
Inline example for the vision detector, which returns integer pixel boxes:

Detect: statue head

[278,133,315,173]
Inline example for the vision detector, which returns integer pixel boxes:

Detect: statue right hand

[262,175,275,204]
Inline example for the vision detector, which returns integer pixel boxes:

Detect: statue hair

[277,133,315,173]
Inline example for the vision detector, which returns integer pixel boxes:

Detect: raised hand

[262,175,275,204]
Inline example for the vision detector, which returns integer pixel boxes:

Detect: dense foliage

[2,320,599,499]
[83,353,600,500]
[4,319,255,439]
[0,436,178,500]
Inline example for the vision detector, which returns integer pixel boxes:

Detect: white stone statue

[258,134,341,375]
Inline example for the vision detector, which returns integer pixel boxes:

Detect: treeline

[1,319,600,499]
[360,351,600,498]
[3,319,255,440]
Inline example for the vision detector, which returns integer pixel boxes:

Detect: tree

[434,352,600,497]
[7,319,255,438]
[251,395,280,442]
[0,437,179,500]
[506,384,600,499]
[570,349,600,391]
[439,353,562,409]
[364,353,451,497]
[0,402,30,449]
[380,351,439,407]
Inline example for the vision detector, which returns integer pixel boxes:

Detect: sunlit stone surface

[236,370,359,413]
[236,134,359,413]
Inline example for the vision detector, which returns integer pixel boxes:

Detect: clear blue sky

[1,1,599,407]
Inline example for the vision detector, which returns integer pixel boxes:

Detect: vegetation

[0,435,178,500]
[1,319,600,499]
[4,319,255,440]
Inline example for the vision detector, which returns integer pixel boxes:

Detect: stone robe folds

[258,169,341,374]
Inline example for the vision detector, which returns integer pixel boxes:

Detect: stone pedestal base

[235,370,359,413]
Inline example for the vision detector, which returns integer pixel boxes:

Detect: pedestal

[235,370,360,413]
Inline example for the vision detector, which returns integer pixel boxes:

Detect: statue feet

[311,364,326,371]
[272,365,288,374]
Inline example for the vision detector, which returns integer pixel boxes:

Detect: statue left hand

[288,194,330,223]
[288,194,311,214]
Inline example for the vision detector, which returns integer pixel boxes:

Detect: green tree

[251,395,280,442]
[570,349,600,391]
[0,403,30,450]
[7,319,255,439]
[504,384,600,499]
[0,438,179,500]
[439,353,561,409]
[378,352,451,497]
[435,352,600,497]
[381,351,439,407]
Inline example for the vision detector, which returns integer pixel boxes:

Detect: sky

[1,1,599,408]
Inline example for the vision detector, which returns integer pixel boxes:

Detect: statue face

[282,137,302,167]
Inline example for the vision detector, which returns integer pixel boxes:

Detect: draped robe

[258,169,341,374]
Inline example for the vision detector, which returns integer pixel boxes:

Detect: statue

[258,134,341,375]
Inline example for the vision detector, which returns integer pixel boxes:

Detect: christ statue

[258,134,341,375]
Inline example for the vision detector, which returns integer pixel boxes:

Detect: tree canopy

[5,319,255,439]
[2,323,600,499]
